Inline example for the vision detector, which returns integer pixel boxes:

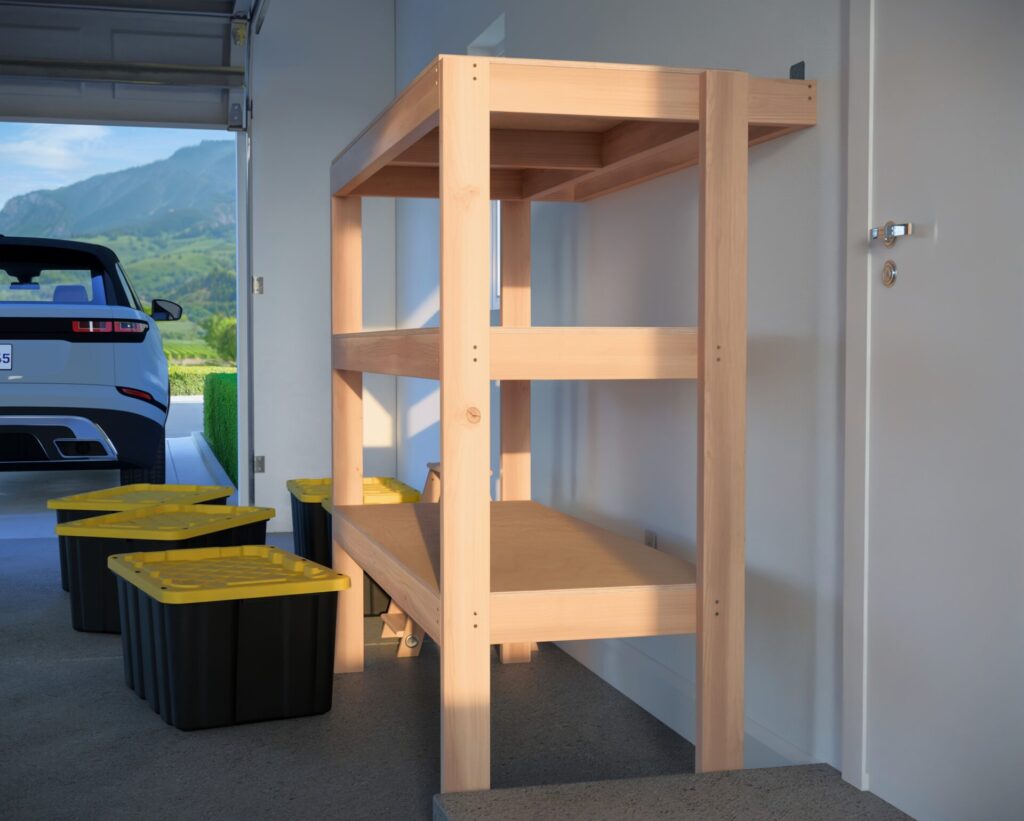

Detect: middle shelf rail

[332,326,698,380]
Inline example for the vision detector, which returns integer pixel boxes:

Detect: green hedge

[169,365,234,396]
[203,372,237,486]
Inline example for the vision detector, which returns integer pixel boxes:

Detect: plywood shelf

[330,55,815,202]
[332,501,696,645]
[332,326,697,380]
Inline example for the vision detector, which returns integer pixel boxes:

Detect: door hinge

[252,275,264,295]
[253,455,265,473]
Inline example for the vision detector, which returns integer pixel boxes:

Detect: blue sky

[0,122,232,210]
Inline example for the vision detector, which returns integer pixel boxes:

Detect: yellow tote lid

[55,504,275,541]
[289,476,421,509]
[286,478,332,504]
[362,476,421,504]
[48,483,233,512]
[108,545,349,604]
[319,476,421,513]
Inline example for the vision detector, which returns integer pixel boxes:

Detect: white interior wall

[394,0,844,768]
[250,0,396,530]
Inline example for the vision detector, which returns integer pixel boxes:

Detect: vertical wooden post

[438,55,492,793]
[499,199,534,665]
[696,69,748,772]
[331,195,366,674]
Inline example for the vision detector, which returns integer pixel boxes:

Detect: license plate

[0,344,10,370]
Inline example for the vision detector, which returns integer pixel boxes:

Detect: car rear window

[0,244,126,307]
[0,267,109,305]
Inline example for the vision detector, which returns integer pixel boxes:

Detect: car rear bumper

[0,406,164,471]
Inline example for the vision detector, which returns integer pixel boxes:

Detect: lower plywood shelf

[332,500,696,645]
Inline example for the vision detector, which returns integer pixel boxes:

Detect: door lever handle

[869,220,914,247]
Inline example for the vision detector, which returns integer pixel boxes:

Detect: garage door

[0,1,268,129]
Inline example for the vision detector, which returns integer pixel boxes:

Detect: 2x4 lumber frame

[333,511,442,643]
[498,199,534,666]
[331,58,440,196]
[523,121,696,200]
[489,60,701,121]
[330,196,366,674]
[499,201,532,497]
[493,327,696,379]
[490,584,696,643]
[489,58,814,126]
[392,128,603,170]
[327,54,813,795]
[332,326,698,380]
[331,55,814,204]
[438,55,492,794]
[332,327,439,379]
[572,121,810,203]
[696,70,748,773]
[352,166,525,200]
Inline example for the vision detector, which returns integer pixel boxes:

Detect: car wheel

[120,437,166,485]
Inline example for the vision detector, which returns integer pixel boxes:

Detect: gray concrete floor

[1,518,696,820]
[0,409,905,820]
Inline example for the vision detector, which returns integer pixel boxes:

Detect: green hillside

[75,231,237,325]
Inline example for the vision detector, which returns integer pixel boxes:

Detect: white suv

[0,236,181,484]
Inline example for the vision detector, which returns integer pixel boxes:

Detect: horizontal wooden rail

[524,122,696,200]
[331,58,440,196]
[354,166,523,200]
[392,128,603,170]
[332,327,439,378]
[332,326,698,380]
[490,61,702,121]
[491,585,696,643]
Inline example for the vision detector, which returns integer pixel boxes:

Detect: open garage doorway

[0,122,240,491]
[0,1,265,519]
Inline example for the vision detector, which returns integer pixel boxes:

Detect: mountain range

[0,139,236,238]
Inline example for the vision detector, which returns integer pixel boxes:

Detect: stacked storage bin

[56,504,274,632]
[48,484,232,592]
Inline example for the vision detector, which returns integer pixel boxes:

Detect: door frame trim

[235,129,254,506]
[842,0,875,791]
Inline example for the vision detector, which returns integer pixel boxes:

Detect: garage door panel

[0,77,85,99]
[0,4,240,128]
[114,83,225,108]
[111,27,229,64]
[0,21,84,57]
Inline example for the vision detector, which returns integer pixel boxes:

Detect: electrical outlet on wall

[644,530,658,549]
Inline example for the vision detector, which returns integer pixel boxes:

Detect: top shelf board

[330,55,817,202]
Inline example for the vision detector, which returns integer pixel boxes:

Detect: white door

[844,2,1024,819]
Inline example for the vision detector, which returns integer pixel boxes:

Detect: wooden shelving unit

[328,55,816,794]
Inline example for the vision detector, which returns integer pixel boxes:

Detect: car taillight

[72,320,113,333]
[114,320,148,333]
[117,386,165,412]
